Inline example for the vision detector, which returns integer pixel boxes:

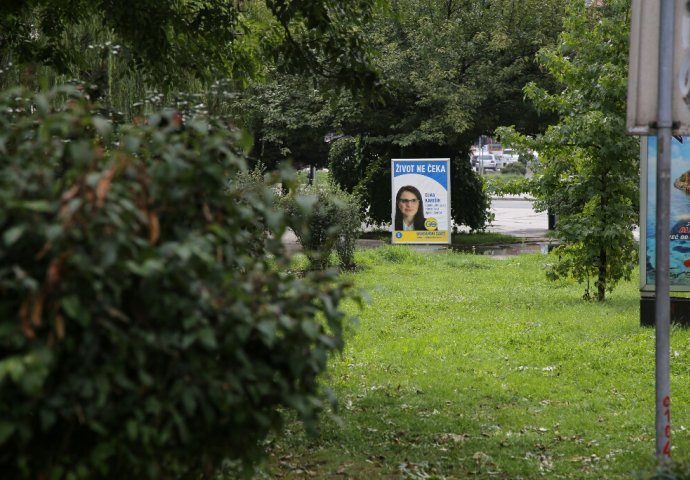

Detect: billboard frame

[390,158,451,245]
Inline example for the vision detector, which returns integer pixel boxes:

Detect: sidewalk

[485,195,550,242]
[282,196,551,254]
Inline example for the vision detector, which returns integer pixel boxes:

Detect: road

[487,196,549,240]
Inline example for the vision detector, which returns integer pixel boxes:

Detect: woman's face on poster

[398,190,419,219]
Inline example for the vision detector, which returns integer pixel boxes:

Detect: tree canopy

[321,0,568,228]
[498,0,638,301]
[0,0,381,92]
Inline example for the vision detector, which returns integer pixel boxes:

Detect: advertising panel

[391,158,451,244]
[641,136,690,291]
[626,0,690,135]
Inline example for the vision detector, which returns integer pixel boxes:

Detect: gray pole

[655,0,673,461]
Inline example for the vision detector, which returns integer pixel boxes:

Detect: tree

[323,0,566,229]
[497,0,639,301]
[234,72,344,171]
[1,1,379,85]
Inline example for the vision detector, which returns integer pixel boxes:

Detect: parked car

[500,148,520,165]
[475,154,498,172]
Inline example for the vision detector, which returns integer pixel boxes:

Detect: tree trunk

[597,247,606,301]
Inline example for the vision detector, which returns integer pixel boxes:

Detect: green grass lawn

[254,246,690,479]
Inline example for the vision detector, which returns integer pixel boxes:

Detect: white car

[500,148,520,164]
[475,154,498,171]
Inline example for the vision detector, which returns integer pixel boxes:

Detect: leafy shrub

[638,461,690,480]
[230,161,280,257]
[501,162,527,175]
[282,184,362,270]
[328,136,361,193]
[333,190,363,270]
[0,87,354,479]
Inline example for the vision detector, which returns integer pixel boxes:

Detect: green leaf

[257,321,277,346]
[0,421,15,444]
[62,295,82,320]
[3,225,25,246]
[126,420,138,440]
[11,200,52,212]
[92,116,113,137]
[300,320,319,339]
[35,94,49,114]
[123,134,141,153]
[181,389,197,414]
[197,328,217,350]
[126,259,164,277]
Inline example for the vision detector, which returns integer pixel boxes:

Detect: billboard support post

[655,0,673,461]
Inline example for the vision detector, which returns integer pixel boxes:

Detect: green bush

[501,162,527,175]
[638,461,690,480]
[327,136,361,193]
[0,87,354,479]
[282,184,362,270]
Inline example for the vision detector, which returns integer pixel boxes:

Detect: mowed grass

[255,246,690,479]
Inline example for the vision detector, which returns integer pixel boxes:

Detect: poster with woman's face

[391,158,451,244]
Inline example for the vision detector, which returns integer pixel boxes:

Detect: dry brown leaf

[19,300,35,338]
[59,182,84,226]
[148,211,160,245]
[47,259,61,287]
[31,292,44,327]
[202,202,213,222]
[35,241,52,260]
[61,183,80,203]
[55,313,65,340]
[96,167,116,208]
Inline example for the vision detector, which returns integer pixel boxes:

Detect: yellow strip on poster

[392,230,449,244]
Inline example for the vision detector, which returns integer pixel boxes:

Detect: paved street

[486,196,548,240]
[282,195,551,254]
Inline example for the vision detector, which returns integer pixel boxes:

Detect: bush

[0,87,354,479]
[638,461,690,480]
[282,184,362,270]
[328,136,361,193]
[501,162,527,175]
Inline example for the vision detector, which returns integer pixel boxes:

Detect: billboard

[641,136,690,291]
[391,158,451,245]
[626,0,690,135]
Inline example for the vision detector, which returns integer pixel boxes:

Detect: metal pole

[655,0,673,461]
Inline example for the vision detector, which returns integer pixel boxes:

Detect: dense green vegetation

[0,87,358,479]
[498,0,638,301]
[0,0,661,478]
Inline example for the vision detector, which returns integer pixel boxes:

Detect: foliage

[451,231,518,246]
[641,461,690,480]
[450,156,492,231]
[328,136,362,193]
[484,174,531,197]
[231,0,567,230]
[501,162,527,176]
[496,0,639,301]
[0,0,380,92]
[282,184,363,270]
[321,0,567,229]
[333,192,365,270]
[235,72,338,171]
[0,87,356,479]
